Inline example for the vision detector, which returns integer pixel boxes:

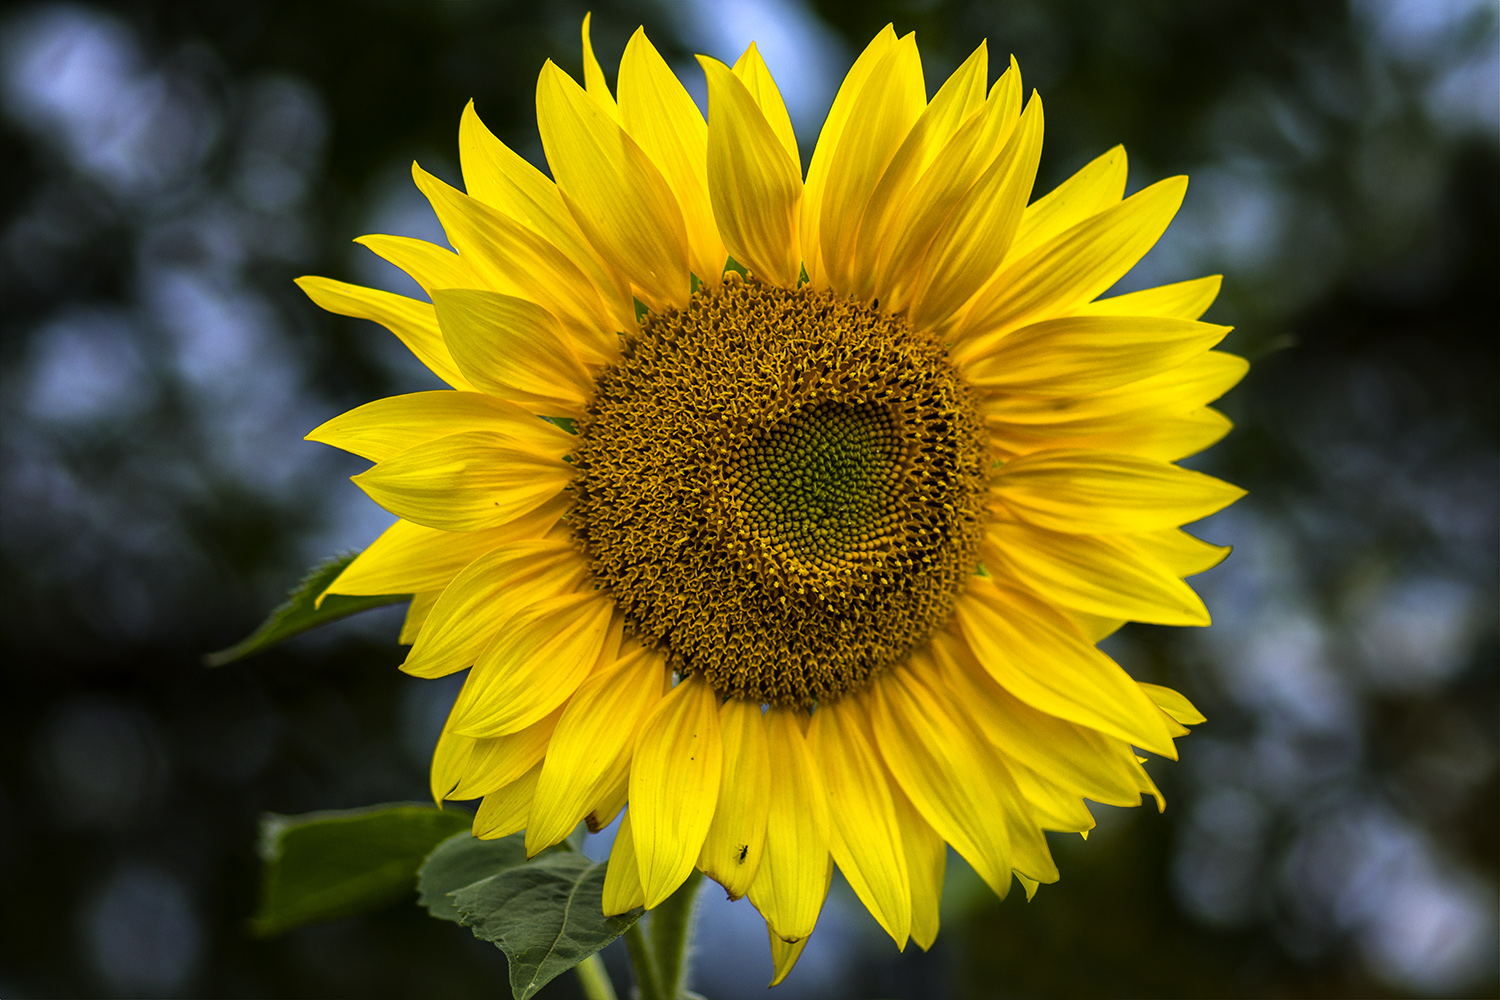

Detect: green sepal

[205,552,408,666]
[251,803,473,936]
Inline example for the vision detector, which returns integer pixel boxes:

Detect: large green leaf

[206,552,407,666]
[416,831,530,923]
[453,852,644,1000]
[253,803,473,936]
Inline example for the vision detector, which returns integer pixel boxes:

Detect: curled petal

[699,56,803,288]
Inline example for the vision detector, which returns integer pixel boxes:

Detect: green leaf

[206,552,408,666]
[416,831,530,923]
[253,803,473,936]
[453,852,644,1000]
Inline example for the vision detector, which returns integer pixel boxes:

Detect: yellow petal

[401,539,588,678]
[1139,682,1207,726]
[958,175,1189,348]
[596,613,627,678]
[536,60,689,312]
[352,430,574,533]
[965,755,1058,887]
[580,13,620,119]
[1155,708,1193,739]
[748,708,831,942]
[457,100,573,233]
[527,647,669,854]
[400,591,439,645]
[800,25,897,289]
[849,42,990,298]
[602,810,646,915]
[1138,407,1237,462]
[768,931,810,987]
[1006,759,1097,833]
[618,29,726,286]
[982,349,1247,427]
[889,777,945,951]
[434,661,594,807]
[413,164,618,359]
[931,636,1147,809]
[992,449,1245,534]
[872,63,1023,311]
[629,674,723,908]
[1074,274,1223,320]
[473,763,540,839]
[1133,757,1167,813]
[454,709,563,798]
[992,406,1234,463]
[1128,527,1231,578]
[807,700,911,945]
[447,591,616,738]
[431,289,595,412]
[867,667,1014,896]
[430,725,473,803]
[306,390,574,463]
[954,579,1178,757]
[731,43,799,168]
[322,502,566,600]
[448,705,564,800]
[294,276,471,390]
[457,101,636,332]
[818,32,926,295]
[354,234,474,294]
[699,697,772,900]
[586,772,629,833]
[699,55,802,287]
[1004,144,1128,265]
[961,315,1228,395]
[908,91,1045,332]
[1062,608,1127,643]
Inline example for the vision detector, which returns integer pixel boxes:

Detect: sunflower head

[300,16,1245,985]
[572,273,989,707]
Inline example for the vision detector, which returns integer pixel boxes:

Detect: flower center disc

[571,275,988,708]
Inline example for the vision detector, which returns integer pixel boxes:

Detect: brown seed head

[570,274,988,708]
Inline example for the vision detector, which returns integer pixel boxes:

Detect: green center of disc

[738,401,903,568]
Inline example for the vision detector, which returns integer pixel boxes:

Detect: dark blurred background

[0,1,1494,997]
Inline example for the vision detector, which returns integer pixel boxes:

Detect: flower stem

[650,871,704,999]
[624,922,663,1000]
[574,954,617,1000]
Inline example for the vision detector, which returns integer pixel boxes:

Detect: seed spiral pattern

[736,399,904,573]
[570,275,989,708]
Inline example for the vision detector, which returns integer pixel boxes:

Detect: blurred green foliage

[252,803,472,936]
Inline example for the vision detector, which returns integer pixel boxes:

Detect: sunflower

[299,18,1245,984]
